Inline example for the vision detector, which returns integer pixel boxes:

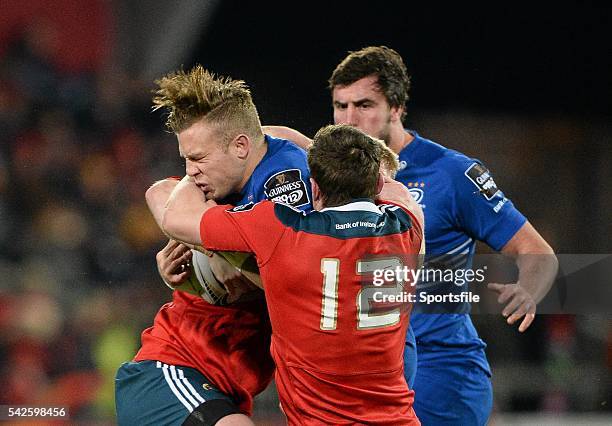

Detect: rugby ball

[175,250,261,304]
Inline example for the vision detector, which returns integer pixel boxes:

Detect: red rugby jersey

[134,290,274,415]
[201,199,423,425]
[134,136,312,415]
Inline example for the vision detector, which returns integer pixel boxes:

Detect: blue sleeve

[451,158,526,251]
[261,158,312,212]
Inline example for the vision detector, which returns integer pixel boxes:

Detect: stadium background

[0,1,610,424]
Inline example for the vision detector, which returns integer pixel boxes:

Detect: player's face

[332,75,400,143]
[177,119,245,201]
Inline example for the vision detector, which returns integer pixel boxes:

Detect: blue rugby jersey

[224,134,312,210]
[396,131,526,374]
[135,134,312,415]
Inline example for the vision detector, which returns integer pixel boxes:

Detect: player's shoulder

[416,133,510,206]
[259,135,309,178]
[264,135,308,165]
[410,131,489,182]
[271,201,307,222]
[261,167,311,209]
[376,201,418,229]
[250,136,312,210]
[415,133,476,168]
[438,148,502,201]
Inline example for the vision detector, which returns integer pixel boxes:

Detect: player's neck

[239,134,268,190]
[387,125,414,154]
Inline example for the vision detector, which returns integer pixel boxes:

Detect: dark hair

[329,46,411,121]
[308,124,382,207]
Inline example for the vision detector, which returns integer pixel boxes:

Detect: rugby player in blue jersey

[117,66,312,426]
[267,46,558,425]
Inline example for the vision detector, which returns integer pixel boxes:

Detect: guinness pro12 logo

[264,169,310,208]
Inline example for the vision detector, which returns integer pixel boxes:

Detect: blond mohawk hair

[152,65,262,141]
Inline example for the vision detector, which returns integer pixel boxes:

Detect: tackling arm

[161,176,214,247]
[145,178,180,230]
[147,177,263,295]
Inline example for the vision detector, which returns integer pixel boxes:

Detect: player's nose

[185,159,199,177]
[345,105,359,126]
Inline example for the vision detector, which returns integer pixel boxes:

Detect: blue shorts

[115,360,237,426]
[412,362,492,426]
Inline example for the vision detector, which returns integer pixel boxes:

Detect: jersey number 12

[320,258,404,330]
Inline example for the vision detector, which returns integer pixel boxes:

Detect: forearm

[515,252,558,303]
[145,178,180,229]
[501,222,559,304]
[162,176,212,246]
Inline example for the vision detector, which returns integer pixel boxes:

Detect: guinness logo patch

[464,163,501,200]
[264,169,310,208]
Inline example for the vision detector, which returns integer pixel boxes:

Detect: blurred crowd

[0,8,610,425]
[0,19,182,422]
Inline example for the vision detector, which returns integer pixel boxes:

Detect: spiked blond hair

[152,65,263,144]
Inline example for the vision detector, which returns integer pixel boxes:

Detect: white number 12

[320,258,404,331]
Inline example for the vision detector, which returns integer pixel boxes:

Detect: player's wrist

[161,275,176,290]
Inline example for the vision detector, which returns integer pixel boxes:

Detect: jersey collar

[320,199,381,214]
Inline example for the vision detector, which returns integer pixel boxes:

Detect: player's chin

[199,186,215,200]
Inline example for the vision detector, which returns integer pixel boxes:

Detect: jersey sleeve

[200,201,286,265]
[262,167,312,212]
[451,158,527,251]
[378,199,424,243]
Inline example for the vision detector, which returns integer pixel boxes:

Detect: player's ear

[310,178,321,201]
[375,172,384,195]
[230,134,250,159]
[310,177,325,210]
[389,105,403,123]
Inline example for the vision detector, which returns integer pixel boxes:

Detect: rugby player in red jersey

[149,124,424,425]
